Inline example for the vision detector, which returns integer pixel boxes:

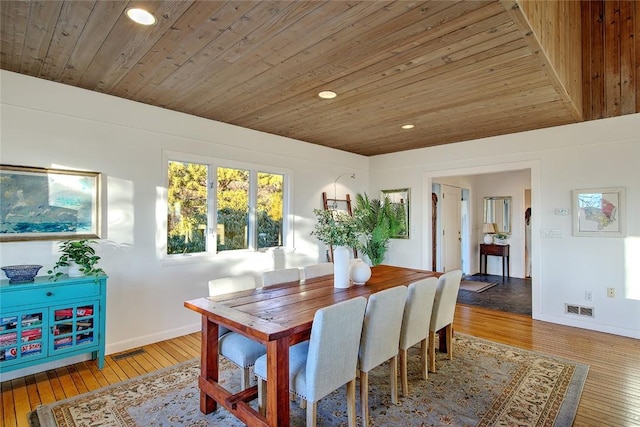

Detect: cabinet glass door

[0,310,47,366]
[51,302,98,354]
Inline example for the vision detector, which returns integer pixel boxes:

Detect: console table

[480,243,510,279]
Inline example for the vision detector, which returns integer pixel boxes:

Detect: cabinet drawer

[1,283,100,307]
[482,244,508,256]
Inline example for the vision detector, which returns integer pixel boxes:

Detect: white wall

[0,71,369,368]
[369,113,640,339]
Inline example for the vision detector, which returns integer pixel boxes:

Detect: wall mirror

[381,188,409,239]
[484,196,511,234]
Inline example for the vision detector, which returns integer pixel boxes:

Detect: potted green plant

[352,193,404,266]
[311,208,359,248]
[48,239,105,280]
[494,232,509,243]
[311,209,358,288]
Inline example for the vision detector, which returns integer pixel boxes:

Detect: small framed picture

[572,187,625,237]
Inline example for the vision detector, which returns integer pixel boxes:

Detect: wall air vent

[565,304,594,318]
[580,306,594,317]
[566,304,580,315]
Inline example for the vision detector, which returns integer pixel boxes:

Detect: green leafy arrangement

[48,239,105,280]
[352,193,404,266]
[494,232,509,240]
[311,208,359,248]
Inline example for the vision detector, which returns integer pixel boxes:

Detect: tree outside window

[257,172,283,248]
[167,161,208,254]
[216,167,249,251]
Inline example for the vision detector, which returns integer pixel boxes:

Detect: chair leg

[257,378,267,416]
[241,367,251,390]
[305,400,317,427]
[446,324,453,360]
[346,379,356,427]
[420,338,428,380]
[360,370,369,427]
[389,355,398,404]
[399,348,408,397]
[428,330,437,373]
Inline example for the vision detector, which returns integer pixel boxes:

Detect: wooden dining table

[184,264,438,427]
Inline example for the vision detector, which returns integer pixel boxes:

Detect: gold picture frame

[0,165,101,241]
[381,188,410,239]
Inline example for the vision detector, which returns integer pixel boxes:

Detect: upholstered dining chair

[208,275,266,390]
[302,262,334,280]
[208,274,256,297]
[261,267,302,287]
[428,269,463,373]
[254,297,367,427]
[398,277,438,396]
[208,274,256,337]
[358,286,408,427]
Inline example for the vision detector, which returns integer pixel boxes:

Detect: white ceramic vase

[67,261,85,277]
[332,246,350,288]
[350,259,371,285]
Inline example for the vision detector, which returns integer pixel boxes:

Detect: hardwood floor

[2,305,639,426]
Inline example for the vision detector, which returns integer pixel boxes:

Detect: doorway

[433,183,470,274]
[441,184,461,272]
[424,162,538,315]
[524,188,532,278]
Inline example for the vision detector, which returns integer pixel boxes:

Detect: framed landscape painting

[572,187,625,237]
[0,165,101,241]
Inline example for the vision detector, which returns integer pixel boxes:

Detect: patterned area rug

[30,334,588,427]
[460,280,499,293]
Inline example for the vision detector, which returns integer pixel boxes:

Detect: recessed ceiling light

[318,90,337,99]
[401,124,415,130]
[126,8,157,26]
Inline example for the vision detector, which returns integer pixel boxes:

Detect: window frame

[162,151,291,259]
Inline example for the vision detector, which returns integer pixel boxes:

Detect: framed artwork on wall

[381,188,410,239]
[0,165,101,241]
[572,187,625,237]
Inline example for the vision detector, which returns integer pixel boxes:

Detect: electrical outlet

[585,291,592,301]
[607,287,615,298]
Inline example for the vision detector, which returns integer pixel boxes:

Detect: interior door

[441,184,461,272]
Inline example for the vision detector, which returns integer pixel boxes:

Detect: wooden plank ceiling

[0,0,617,156]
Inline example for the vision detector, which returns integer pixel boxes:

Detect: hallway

[457,274,532,315]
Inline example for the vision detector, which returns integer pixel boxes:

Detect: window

[216,167,249,251]
[166,155,287,256]
[167,161,208,255]
[257,172,284,249]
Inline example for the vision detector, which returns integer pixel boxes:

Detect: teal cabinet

[0,275,106,373]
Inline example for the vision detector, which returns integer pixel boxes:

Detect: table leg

[266,338,290,426]
[200,316,219,414]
